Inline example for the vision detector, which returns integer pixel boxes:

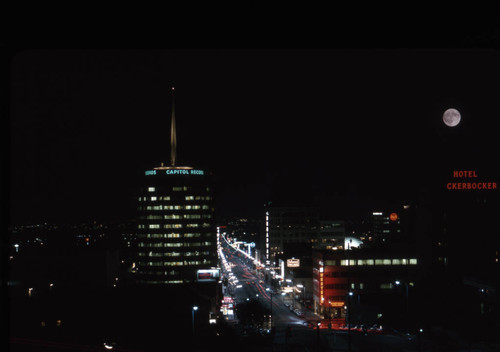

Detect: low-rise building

[313,246,420,327]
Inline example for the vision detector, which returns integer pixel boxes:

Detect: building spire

[170,86,177,167]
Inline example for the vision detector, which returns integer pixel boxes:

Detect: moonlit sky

[8,49,500,224]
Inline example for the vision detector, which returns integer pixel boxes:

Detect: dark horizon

[8,49,500,225]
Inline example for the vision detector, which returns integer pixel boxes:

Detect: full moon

[443,108,461,127]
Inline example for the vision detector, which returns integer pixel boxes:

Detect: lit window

[392,259,401,265]
[401,259,408,265]
[185,196,194,201]
[366,259,374,265]
[375,259,383,265]
[165,214,181,220]
[409,258,418,265]
[383,259,391,265]
[148,187,155,192]
[149,224,160,229]
[164,224,183,229]
[380,283,393,289]
[184,233,201,238]
[147,215,163,220]
[164,252,181,257]
[165,243,182,247]
[151,196,157,201]
[184,214,201,219]
[341,259,355,266]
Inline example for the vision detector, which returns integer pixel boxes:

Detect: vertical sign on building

[265,211,270,266]
[320,264,324,305]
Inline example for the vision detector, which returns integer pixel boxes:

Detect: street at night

[218,232,433,351]
[5,43,500,352]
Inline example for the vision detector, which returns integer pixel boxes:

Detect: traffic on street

[217,230,432,351]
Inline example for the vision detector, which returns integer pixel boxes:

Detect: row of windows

[325,282,410,295]
[143,214,212,220]
[137,280,183,284]
[138,251,212,257]
[137,241,213,248]
[139,196,212,201]
[138,270,180,276]
[139,233,207,239]
[141,205,211,211]
[324,283,366,290]
[138,259,212,267]
[184,196,211,201]
[146,223,211,229]
[140,196,171,201]
[147,186,211,192]
[323,258,418,266]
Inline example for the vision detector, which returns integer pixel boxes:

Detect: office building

[315,220,346,250]
[313,247,420,326]
[134,88,218,285]
[264,204,319,264]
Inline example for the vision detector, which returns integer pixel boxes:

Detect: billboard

[287,258,300,267]
[196,269,220,282]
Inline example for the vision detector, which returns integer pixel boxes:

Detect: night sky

[8,49,500,224]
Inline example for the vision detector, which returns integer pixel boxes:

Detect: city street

[219,236,435,351]
[225,248,307,327]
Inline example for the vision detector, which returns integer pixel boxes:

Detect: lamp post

[192,306,198,338]
[266,288,273,330]
[345,240,352,352]
[394,280,409,312]
[347,291,353,352]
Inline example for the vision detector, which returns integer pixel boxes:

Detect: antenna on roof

[170,86,177,167]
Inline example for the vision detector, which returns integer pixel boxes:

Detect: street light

[192,306,198,338]
[266,288,273,329]
[394,280,409,313]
